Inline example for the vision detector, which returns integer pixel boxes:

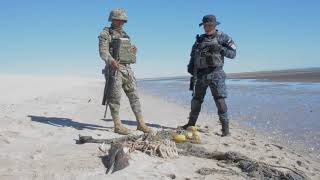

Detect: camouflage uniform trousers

[189,70,229,123]
[108,64,142,120]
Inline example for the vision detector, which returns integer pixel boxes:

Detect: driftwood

[77,134,143,144]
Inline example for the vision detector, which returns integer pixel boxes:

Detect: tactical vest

[194,33,224,69]
[108,28,136,64]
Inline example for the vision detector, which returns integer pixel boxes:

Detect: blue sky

[0,0,319,78]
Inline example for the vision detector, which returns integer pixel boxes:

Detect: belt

[198,66,223,76]
[199,67,223,79]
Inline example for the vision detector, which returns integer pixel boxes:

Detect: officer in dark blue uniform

[182,15,237,137]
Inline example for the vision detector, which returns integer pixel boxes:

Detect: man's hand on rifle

[111,60,120,70]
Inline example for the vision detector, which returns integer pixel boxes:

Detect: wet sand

[139,77,320,161]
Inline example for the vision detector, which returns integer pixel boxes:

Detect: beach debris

[130,138,179,158]
[313,167,320,172]
[99,142,108,153]
[186,126,198,132]
[185,131,193,139]
[79,130,179,159]
[197,167,242,176]
[269,155,278,159]
[0,134,11,144]
[175,126,201,144]
[166,173,176,179]
[250,141,257,146]
[271,143,284,150]
[77,134,143,144]
[177,143,308,180]
[77,130,307,179]
[296,161,309,169]
[222,143,230,147]
[102,143,130,174]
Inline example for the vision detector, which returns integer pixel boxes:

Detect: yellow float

[186,131,193,139]
[173,134,186,143]
[187,126,198,132]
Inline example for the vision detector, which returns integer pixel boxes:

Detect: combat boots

[219,112,230,137]
[221,120,230,137]
[113,118,131,135]
[136,115,153,133]
[181,117,197,130]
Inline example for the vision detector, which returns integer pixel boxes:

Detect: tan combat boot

[136,116,153,134]
[113,118,131,135]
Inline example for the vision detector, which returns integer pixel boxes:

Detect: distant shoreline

[141,68,320,83]
[228,68,320,82]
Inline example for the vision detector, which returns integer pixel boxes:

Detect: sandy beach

[0,75,319,180]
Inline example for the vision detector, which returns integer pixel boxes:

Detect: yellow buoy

[193,131,200,137]
[174,134,186,143]
[187,126,198,132]
[186,131,193,139]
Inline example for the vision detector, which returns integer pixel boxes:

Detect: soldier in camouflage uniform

[181,15,237,137]
[98,8,152,135]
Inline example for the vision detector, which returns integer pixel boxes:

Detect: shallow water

[139,78,320,155]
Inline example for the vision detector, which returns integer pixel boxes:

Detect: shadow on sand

[28,115,110,131]
[101,118,176,130]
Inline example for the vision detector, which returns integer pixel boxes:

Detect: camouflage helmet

[108,8,128,22]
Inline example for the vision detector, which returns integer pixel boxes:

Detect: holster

[189,77,194,91]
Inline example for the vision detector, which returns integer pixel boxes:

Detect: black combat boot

[221,120,230,137]
[219,112,230,137]
[181,118,197,130]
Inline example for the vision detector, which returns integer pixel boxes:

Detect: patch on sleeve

[225,37,237,50]
[230,43,237,50]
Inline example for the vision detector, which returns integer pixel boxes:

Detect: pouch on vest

[194,38,223,69]
[111,38,136,64]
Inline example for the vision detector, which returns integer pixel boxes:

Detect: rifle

[102,39,121,118]
[189,35,201,95]
[102,65,113,118]
[192,52,198,96]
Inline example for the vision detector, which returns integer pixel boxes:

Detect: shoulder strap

[107,27,130,39]
[106,27,113,37]
[121,30,130,39]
